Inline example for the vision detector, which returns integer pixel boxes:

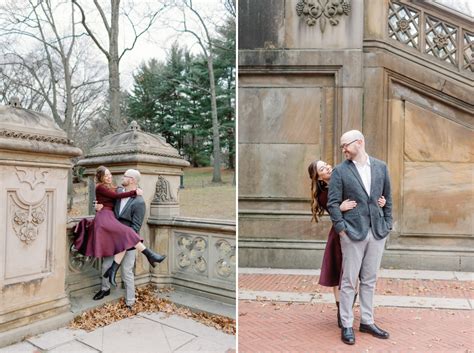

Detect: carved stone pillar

[0,102,82,345]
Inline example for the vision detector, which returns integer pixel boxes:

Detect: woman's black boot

[103,261,120,287]
[142,248,166,268]
[336,301,342,328]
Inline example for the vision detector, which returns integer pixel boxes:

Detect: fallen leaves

[68,285,236,335]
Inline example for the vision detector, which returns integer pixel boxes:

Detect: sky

[116,0,229,90]
[0,0,229,91]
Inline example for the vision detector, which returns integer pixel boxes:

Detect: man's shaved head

[340,130,364,144]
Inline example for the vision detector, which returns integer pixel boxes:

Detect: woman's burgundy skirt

[74,208,143,257]
[318,226,343,287]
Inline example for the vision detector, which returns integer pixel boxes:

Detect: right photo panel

[237,0,474,351]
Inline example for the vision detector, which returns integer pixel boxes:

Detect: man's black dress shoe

[341,327,355,345]
[359,323,390,339]
[93,289,110,300]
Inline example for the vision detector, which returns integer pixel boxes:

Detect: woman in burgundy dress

[308,160,386,327]
[74,166,165,286]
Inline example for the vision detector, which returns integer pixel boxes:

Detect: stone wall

[238,0,473,271]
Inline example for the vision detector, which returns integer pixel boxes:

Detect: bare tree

[177,0,224,183]
[0,0,107,210]
[0,0,106,139]
[72,0,168,132]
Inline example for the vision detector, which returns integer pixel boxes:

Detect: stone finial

[8,97,22,108]
[128,120,141,131]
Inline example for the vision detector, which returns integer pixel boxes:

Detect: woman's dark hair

[95,166,114,188]
[308,160,326,223]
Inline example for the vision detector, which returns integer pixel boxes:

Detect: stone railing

[65,216,236,303]
[148,217,236,304]
[387,0,473,73]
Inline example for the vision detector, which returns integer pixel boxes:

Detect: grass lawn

[179,167,236,221]
[69,167,236,221]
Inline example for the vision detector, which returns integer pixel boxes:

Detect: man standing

[327,130,392,345]
[92,169,146,310]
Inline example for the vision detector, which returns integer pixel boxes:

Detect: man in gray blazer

[93,169,146,310]
[328,130,392,345]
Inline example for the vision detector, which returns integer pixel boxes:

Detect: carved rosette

[152,175,177,204]
[296,0,351,32]
[176,234,208,274]
[215,239,236,279]
[10,193,46,244]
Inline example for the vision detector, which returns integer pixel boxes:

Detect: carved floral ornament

[296,0,351,32]
[10,193,46,244]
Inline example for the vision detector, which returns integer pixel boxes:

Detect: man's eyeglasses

[340,139,359,150]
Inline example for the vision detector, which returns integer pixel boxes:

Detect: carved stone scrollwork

[68,243,96,273]
[215,239,236,279]
[176,234,208,274]
[296,0,351,32]
[152,175,177,204]
[10,193,46,244]
[15,167,48,191]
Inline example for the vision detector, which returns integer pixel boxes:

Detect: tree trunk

[109,0,121,132]
[207,55,222,183]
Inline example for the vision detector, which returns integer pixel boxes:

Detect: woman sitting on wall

[74,166,165,286]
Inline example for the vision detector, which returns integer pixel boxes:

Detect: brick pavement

[238,272,474,353]
[239,274,474,299]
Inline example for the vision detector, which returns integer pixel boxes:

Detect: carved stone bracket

[152,175,177,204]
[296,0,351,32]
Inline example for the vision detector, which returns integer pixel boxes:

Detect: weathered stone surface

[404,102,472,163]
[238,143,320,198]
[239,86,322,144]
[239,215,332,241]
[238,0,285,49]
[401,162,472,235]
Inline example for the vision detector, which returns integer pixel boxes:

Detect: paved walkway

[0,289,236,353]
[239,268,474,353]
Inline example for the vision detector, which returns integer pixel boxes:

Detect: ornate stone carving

[425,15,457,66]
[0,128,71,144]
[462,31,473,72]
[176,234,208,275]
[296,0,351,32]
[15,167,48,190]
[433,34,449,49]
[215,239,235,279]
[397,19,410,32]
[152,175,177,203]
[9,193,46,244]
[388,2,420,49]
[68,243,96,273]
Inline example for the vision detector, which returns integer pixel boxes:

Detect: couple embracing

[308,130,392,345]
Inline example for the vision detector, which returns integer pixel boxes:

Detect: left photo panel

[0,0,236,351]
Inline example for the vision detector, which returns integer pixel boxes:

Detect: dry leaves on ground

[68,285,235,335]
